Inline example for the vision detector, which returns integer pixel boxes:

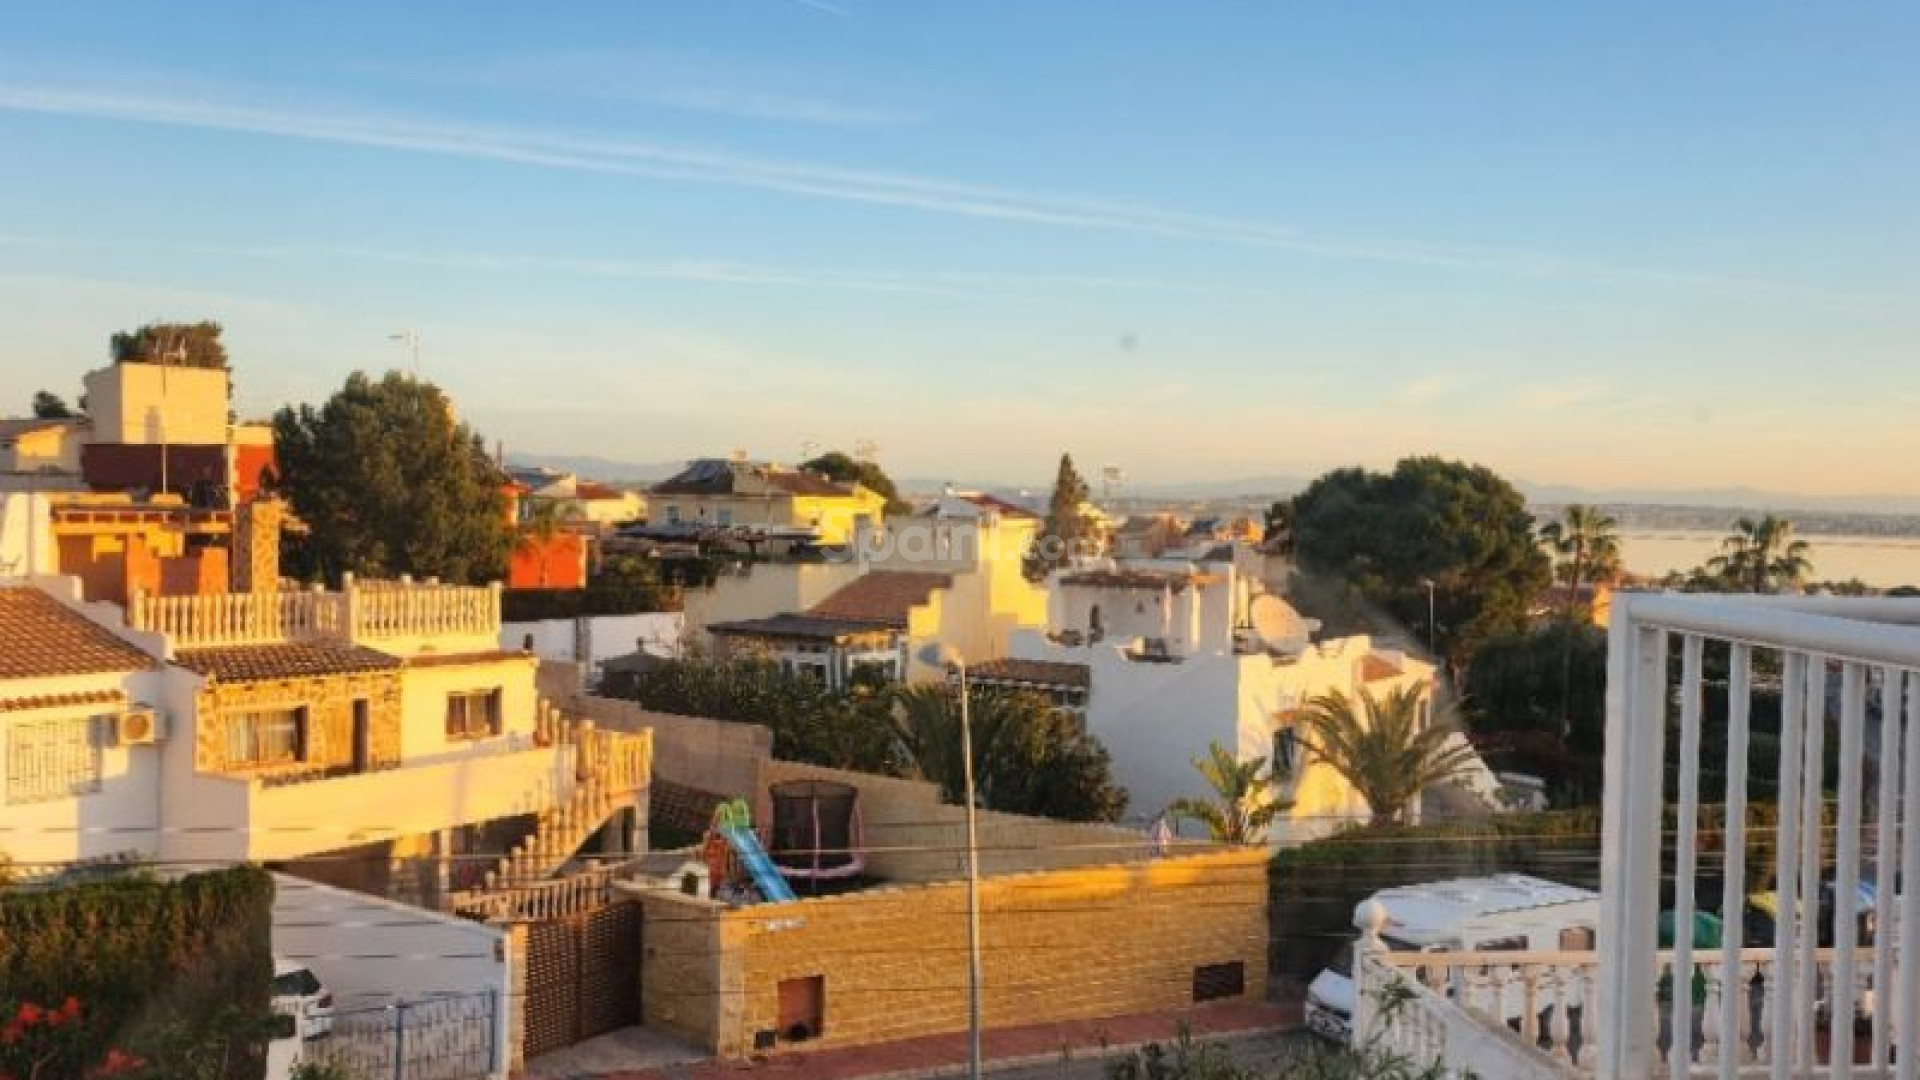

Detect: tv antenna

[388,329,421,375]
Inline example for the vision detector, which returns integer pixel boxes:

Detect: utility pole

[389,329,421,375]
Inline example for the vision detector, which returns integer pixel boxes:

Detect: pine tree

[1024,452,1094,581]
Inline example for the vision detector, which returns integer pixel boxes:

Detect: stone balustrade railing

[449,862,623,923]
[1358,936,1891,1078]
[129,575,501,649]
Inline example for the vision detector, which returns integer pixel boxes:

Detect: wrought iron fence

[302,991,498,1080]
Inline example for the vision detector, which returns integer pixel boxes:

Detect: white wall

[0,666,167,870]
[0,492,56,577]
[397,656,542,764]
[82,363,231,445]
[500,613,683,682]
[270,873,511,1076]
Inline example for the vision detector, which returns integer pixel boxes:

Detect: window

[1473,936,1527,952]
[6,715,104,804]
[717,508,733,526]
[1272,727,1300,776]
[665,505,681,524]
[446,689,503,740]
[226,707,307,768]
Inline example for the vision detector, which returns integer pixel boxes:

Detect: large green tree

[801,451,912,516]
[1287,457,1549,666]
[273,372,510,584]
[892,684,1127,822]
[1463,623,1608,805]
[1299,685,1477,826]
[1707,514,1814,594]
[1023,452,1097,581]
[110,321,229,370]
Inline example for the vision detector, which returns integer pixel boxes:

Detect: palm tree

[1539,504,1621,620]
[1708,514,1814,594]
[1298,685,1477,826]
[1166,742,1291,846]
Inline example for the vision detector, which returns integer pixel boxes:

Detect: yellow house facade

[650,458,885,544]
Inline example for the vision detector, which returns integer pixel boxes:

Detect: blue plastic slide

[720,824,797,904]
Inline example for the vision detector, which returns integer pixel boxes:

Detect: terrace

[1356,593,1920,1079]
[129,573,501,655]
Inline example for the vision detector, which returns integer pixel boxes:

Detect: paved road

[929,1029,1315,1080]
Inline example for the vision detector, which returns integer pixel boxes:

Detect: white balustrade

[1598,594,1920,1080]
[128,577,502,648]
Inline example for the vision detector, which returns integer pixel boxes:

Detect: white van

[1304,874,1600,1043]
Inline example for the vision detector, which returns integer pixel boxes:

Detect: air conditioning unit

[115,707,165,747]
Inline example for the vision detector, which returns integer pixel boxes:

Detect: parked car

[271,958,334,1040]
[1305,874,1601,1044]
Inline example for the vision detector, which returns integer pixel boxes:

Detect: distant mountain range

[510,452,1920,518]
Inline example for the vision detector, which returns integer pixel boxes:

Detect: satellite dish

[1250,595,1312,652]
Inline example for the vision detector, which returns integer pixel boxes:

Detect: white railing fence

[129,575,501,649]
[1600,594,1920,1080]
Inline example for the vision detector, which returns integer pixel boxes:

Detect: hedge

[0,867,275,1080]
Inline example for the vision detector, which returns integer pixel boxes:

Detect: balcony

[130,574,501,653]
[1356,593,1920,1079]
[165,739,578,864]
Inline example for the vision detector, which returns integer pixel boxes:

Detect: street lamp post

[919,643,983,1080]
[1420,578,1437,657]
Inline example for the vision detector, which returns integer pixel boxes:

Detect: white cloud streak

[0,82,1900,303]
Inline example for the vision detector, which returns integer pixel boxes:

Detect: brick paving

[597,999,1301,1080]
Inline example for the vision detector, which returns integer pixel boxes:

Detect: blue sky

[1,1,1914,493]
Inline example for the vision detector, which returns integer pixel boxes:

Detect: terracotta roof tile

[968,658,1091,690]
[0,689,129,713]
[173,642,403,681]
[1059,569,1217,592]
[0,587,155,679]
[1360,654,1404,682]
[807,571,952,629]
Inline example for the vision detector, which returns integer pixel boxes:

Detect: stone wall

[193,670,403,776]
[571,696,772,802]
[625,846,1269,1057]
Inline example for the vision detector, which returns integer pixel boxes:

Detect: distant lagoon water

[1618,530,1920,589]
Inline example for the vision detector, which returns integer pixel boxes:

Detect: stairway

[476,708,653,895]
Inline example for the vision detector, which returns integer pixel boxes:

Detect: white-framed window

[666,505,682,524]
[225,707,308,768]
[6,715,105,804]
[446,689,503,740]
[1272,727,1301,777]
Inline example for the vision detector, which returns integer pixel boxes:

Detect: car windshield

[273,970,322,998]
[1328,942,1354,977]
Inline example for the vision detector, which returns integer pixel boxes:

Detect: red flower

[60,997,81,1021]
[12,1003,42,1028]
[0,1021,20,1045]
[90,1049,147,1078]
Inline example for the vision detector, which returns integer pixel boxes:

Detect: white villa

[989,553,1493,843]
[0,573,649,904]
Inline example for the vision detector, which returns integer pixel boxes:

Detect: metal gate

[524,898,642,1057]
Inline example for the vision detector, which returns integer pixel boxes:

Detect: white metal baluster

[1798,656,1830,1071]
[1721,643,1754,1080]
[1900,672,1920,1080]
[1873,667,1903,1071]
[1602,610,1669,1080]
[1774,650,1809,1080]
[1673,634,1707,1080]
[1831,661,1867,1080]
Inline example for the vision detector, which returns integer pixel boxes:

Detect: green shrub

[0,867,275,1080]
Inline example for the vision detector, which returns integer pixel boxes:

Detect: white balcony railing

[1355,593,1920,1080]
[130,574,501,650]
[1600,594,1920,1080]
[1353,924,1887,1078]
